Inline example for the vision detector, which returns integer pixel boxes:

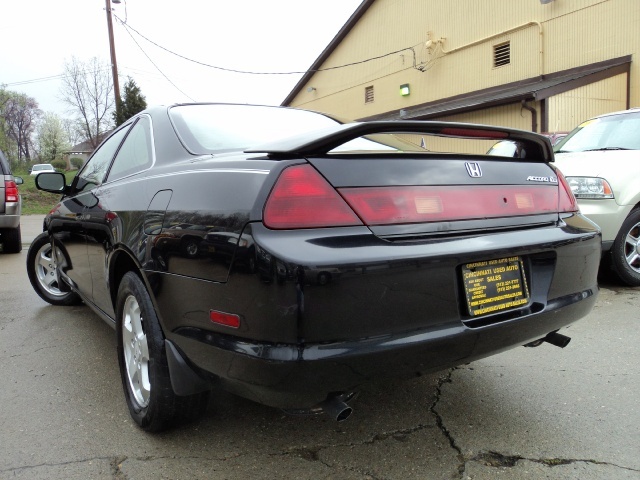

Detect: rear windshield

[555,111,640,153]
[168,104,500,155]
[169,104,346,154]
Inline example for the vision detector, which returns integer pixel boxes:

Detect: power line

[3,73,68,87]
[115,15,420,76]
[3,66,114,88]
[117,16,196,102]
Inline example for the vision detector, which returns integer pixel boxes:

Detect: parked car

[29,163,56,176]
[0,150,23,253]
[27,103,600,432]
[554,108,640,285]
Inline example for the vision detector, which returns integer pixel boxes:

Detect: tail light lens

[553,167,579,213]
[340,185,563,225]
[263,165,362,229]
[264,164,576,229]
[4,180,19,203]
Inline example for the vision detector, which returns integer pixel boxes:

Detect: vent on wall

[494,42,511,67]
[365,85,374,103]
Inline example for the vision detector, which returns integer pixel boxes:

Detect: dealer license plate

[462,256,529,317]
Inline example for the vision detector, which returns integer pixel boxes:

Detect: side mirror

[13,176,24,185]
[35,172,67,193]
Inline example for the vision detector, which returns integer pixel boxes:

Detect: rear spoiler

[246,121,553,162]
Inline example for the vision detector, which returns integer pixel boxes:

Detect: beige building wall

[547,74,629,131]
[287,0,639,130]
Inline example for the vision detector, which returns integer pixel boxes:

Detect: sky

[1,0,362,118]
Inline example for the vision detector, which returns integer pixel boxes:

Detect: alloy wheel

[34,243,68,297]
[122,295,151,408]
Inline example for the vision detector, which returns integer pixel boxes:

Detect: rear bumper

[150,213,601,409]
[171,289,596,408]
[0,204,20,229]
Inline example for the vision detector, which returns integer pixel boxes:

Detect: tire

[611,208,640,286]
[181,238,199,258]
[1,226,22,253]
[116,272,209,432]
[26,232,82,306]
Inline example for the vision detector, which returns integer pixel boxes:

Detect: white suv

[554,108,640,285]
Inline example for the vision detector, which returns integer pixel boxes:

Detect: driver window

[74,126,130,193]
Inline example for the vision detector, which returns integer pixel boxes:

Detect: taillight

[339,185,562,225]
[263,165,362,229]
[553,167,579,213]
[4,180,19,203]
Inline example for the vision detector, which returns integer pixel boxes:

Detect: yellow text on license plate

[462,256,529,316]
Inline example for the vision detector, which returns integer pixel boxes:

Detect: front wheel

[26,233,81,306]
[611,208,640,286]
[116,272,209,432]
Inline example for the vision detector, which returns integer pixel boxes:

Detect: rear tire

[1,226,22,253]
[26,233,81,305]
[611,208,640,286]
[116,272,209,432]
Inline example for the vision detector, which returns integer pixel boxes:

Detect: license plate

[462,256,529,317]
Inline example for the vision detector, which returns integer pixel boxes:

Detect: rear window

[169,104,344,154]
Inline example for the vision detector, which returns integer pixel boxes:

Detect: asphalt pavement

[19,214,45,246]
[0,215,639,479]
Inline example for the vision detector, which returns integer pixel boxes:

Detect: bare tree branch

[60,56,114,149]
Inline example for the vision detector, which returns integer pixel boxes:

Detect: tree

[61,118,84,147]
[60,56,114,149]
[113,77,147,126]
[36,113,71,164]
[0,87,41,164]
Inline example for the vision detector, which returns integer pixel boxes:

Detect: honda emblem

[465,162,483,178]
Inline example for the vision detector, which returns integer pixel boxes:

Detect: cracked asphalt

[1,216,639,479]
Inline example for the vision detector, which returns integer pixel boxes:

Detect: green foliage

[113,77,148,126]
[0,86,40,164]
[70,156,85,169]
[11,166,69,215]
[51,159,66,170]
[36,112,71,163]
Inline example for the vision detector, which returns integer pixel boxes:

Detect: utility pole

[105,0,121,112]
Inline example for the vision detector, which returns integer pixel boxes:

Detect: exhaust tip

[544,331,571,348]
[322,395,354,422]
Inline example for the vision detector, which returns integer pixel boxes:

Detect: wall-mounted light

[400,84,410,96]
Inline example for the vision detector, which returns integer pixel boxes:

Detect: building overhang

[359,55,632,121]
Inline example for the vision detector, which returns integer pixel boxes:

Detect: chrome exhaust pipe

[544,331,571,348]
[322,395,353,422]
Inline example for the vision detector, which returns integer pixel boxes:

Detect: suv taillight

[5,180,19,203]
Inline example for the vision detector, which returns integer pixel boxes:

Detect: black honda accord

[27,103,600,431]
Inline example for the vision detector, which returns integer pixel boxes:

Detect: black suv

[0,150,23,253]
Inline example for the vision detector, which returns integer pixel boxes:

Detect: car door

[85,116,154,318]
[54,125,131,308]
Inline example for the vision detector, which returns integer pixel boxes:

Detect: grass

[13,168,78,215]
